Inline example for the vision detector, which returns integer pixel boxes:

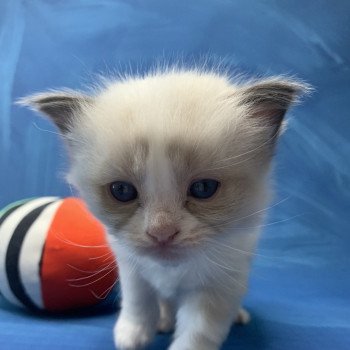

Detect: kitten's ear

[17,91,92,133]
[238,78,312,133]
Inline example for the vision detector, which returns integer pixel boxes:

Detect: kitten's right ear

[17,91,92,133]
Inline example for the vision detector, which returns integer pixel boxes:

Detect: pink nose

[146,224,179,245]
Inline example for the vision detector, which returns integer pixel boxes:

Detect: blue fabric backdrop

[0,0,349,349]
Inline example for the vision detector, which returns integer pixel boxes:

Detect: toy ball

[0,197,118,313]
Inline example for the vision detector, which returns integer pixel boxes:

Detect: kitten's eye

[188,179,219,199]
[110,181,138,202]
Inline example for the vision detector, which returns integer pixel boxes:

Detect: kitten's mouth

[141,243,184,261]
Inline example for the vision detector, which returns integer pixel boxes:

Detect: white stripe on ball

[19,200,63,309]
[0,197,59,307]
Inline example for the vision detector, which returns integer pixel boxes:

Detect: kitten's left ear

[17,91,92,134]
[238,78,312,133]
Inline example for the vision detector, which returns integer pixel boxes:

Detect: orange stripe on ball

[41,198,118,312]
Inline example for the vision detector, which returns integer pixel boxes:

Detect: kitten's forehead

[145,141,177,202]
[94,71,235,135]
[135,137,219,181]
[117,136,150,183]
[79,70,302,186]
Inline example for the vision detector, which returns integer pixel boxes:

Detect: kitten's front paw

[114,317,154,350]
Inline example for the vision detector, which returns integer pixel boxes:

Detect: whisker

[204,252,244,277]
[102,255,115,263]
[67,261,117,282]
[67,262,115,275]
[239,214,304,229]
[69,266,117,288]
[55,231,109,248]
[205,248,245,273]
[229,196,291,223]
[90,279,118,300]
[89,252,114,261]
[209,213,304,230]
[199,196,291,225]
[204,238,275,259]
[203,253,247,291]
[208,262,247,290]
[206,272,234,295]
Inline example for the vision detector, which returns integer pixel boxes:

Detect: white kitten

[21,68,309,350]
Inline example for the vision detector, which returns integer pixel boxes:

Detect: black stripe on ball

[5,202,55,311]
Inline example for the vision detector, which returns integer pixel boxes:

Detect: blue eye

[110,181,138,202]
[189,179,219,199]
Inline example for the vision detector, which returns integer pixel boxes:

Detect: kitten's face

[21,70,308,260]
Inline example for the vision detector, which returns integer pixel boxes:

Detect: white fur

[110,223,256,349]
[22,68,308,350]
[92,72,261,350]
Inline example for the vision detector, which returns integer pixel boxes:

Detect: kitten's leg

[169,291,241,350]
[157,299,176,333]
[114,260,159,350]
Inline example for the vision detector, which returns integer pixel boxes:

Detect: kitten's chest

[142,259,199,299]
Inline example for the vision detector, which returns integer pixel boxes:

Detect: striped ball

[0,197,118,313]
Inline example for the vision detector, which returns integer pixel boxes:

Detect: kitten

[20,68,309,350]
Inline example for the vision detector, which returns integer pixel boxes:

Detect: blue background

[1,0,349,349]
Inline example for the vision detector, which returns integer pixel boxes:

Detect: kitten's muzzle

[146,224,180,246]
